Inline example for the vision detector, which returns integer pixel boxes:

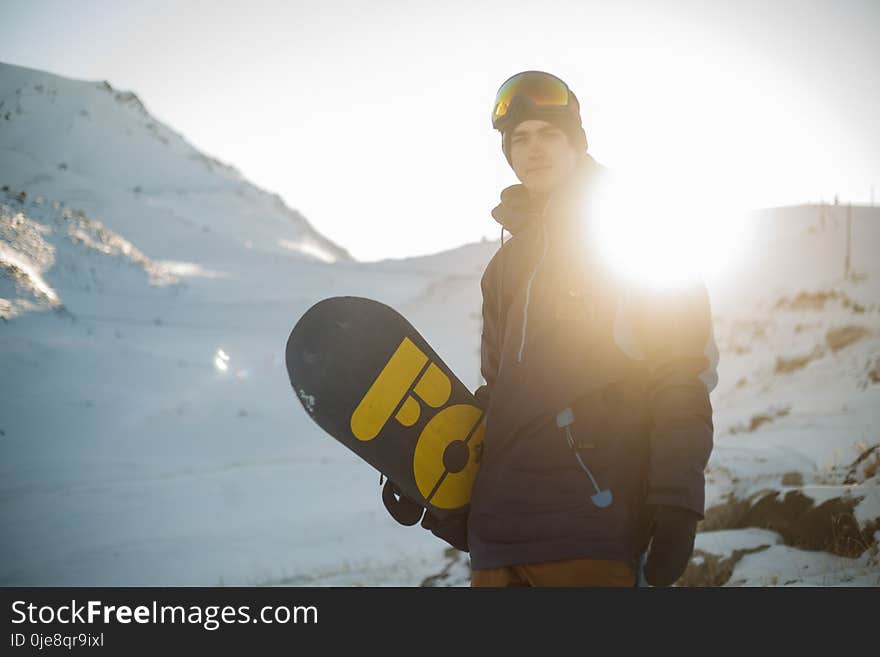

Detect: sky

[1,0,878,261]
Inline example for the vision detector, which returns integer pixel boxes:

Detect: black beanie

[500,89,589,166]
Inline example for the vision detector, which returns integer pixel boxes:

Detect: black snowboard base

[285,296,484,517]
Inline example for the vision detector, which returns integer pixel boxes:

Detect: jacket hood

[491,154,603,236]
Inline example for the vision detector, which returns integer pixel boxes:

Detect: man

[385,71,718,587]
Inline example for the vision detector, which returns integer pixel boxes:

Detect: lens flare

[214,348,230,372]
[588,169,747,289]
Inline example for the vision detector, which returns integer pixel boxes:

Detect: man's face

[508,119,578,196]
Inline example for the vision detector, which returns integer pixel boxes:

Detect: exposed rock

[679,544,772,587]
[703,488,878,558]
[743,490,873,557]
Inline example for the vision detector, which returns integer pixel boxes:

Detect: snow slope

[0,186,493,586]
[0,62,350,271]
[0,62,495,586]
[1,63,878,586]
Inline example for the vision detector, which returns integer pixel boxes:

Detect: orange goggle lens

[492,72,570,126]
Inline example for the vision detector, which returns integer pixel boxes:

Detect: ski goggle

[491,71,572,129]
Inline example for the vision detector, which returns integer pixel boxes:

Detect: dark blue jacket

[468,156,718,571]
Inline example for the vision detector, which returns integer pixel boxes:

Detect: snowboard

[285,296,485,518]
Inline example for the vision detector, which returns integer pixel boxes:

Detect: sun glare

[214,348,230,372]
[588,168,747,289]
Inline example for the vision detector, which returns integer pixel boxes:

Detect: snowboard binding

[381,478,424,526]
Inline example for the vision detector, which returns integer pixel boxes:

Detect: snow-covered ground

[1,63,878,586]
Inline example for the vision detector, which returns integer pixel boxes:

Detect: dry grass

[774,346,824,374]
[773,290,866,313]
[869,361,880,385]
[729,406,791,434]
[825,325,870,353]
[844,443,880,484]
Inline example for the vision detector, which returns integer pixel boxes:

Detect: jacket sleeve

[636,280,718,518]
[473,259,501,412]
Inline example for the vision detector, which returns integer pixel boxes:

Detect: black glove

[421,509,469,553]
[643,505,700,587]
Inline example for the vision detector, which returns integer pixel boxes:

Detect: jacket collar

[490,154,604,236]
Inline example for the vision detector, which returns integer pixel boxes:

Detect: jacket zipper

[516,212,550,363]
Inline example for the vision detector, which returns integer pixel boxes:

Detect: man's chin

[524,174,559,195]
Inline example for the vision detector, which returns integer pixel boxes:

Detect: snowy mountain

[0,61,493,587]
[0,61,350,282]
[689,204,880,586]
[1,62,878,587]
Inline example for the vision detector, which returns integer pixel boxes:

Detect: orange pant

[471,557,636,587]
